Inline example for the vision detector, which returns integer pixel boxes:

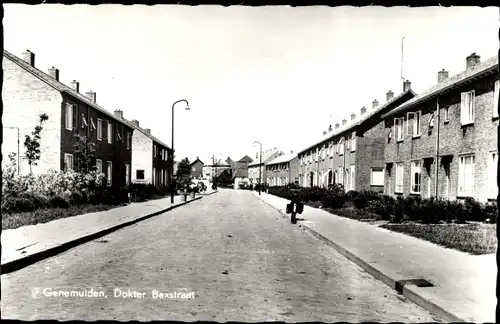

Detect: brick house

[248,148,283,185]
[297,83,416,192]
[231,155,254,188]
[382,53,498,202]
[2,49,133,188]
[265,151,299,186]
[190,157,204,179]
[112,112,172,187]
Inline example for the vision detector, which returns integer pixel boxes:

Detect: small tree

[24,113,49,174]
[73,134,97,173]
[176,157,192,187]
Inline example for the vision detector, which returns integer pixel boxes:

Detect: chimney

[342,118,347,125]
[113,109,123,119]
[85,90,96,103]
[351,113,356,121]
[48,67,59,81]
[438,69,449,83]
[335,123,340,129]
[361,106,367,115]
[131,119,140,127]
[386,90,394,102]
[466,53,481,69]
[144,128,151,134]
[290,150,293,154]
[328,124,333,132]
[323,130,327,136]
[70,80,80,93]
[403,80,411,92]
[372,99,379,109]
[21,50,35,67]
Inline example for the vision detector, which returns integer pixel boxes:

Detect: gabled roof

[121,118,171,150]
[238,155,253,163]
[248,149,283,167]
[3,49,128,126]
[266,152,297,165]
[382,55,499,119]
[298,89,416,155]
[190,157,204,166]
[232,168,248,179]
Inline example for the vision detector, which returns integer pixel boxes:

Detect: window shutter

[470,91,475,121]
[72,105,78,130]
[460,92,467,124]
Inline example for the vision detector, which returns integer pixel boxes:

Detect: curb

[253,192,464,323]
[1,196,203,275]
[200,190,218,196]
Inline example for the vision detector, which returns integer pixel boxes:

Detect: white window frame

[322,147,326,160]
[81,113,88,128]
[458,154,475,197]
[351,132,356,152]
[106,161,112,186]
[489,151,498,199]
[339,139,344,155]
[494,80,499,118]
[107,122,113,144]
[370,168,384,186]
[394,117,404,141]
[90,118,96,131]
[96,159,103,173]
[338,166,344,184]
[350,164,356,190]
[65,103,73,130]
[444,107,449,123]
[460,91,475,125]
[395,163,404,193]
[97,118,103,140]
[407,111,421,137]
[125,163,130,186]
[410,160,422,194]
[64,153,74,172]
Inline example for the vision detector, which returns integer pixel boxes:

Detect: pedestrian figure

[286,189,304,224]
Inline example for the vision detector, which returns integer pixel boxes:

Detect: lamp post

[5,126,20,175]
[253,141,262,195]
[170,99,190,204]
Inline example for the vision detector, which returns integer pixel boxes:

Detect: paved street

[1,189,440,322]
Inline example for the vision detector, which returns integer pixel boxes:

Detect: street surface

[1,189,441,322]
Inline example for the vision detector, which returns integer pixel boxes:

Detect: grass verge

[2,204,123,230]
[380,223,497,255]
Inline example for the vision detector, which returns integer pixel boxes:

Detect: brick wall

[152,142,171,187]
[131,130,153,184]
[2,57,62,175]
[356,121,386,193]
[190,160,204,179]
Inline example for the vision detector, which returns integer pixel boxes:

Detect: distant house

[248,148,283,185]
[202,157,231,182]
[190,157,204,179]
[232,155,254,189]
[266,151,299,186]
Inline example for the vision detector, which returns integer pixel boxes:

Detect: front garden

[267,184,498,255]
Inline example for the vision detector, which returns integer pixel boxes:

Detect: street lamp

[253,141,262,195]
[170,99,190,204]
[5,126,20,175]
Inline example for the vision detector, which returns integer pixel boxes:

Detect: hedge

[267,185,497,224]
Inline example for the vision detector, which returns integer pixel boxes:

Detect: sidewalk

[253,191,496,323]
[1,194,204,274]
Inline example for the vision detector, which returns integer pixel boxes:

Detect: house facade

[190,158,204,179]
[382,53,498,202]
[297,83,416,192]
[265,152,300,186]
[202,157,231,182]
[231,155,253,188]
[2,49,133,188]
[248,148,283,185]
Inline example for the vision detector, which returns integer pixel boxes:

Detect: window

[370,168,384,186]
[490,151,498,198]
[322,148,326,160]
[410,161,422,194]
[330,143,334,157]
[351,132,356,151]
[64,153,74,171]
[125,163,130,186]
[107,122,113,144]
[444,107,449,123]
[97,119,103,140]
[81,114,88,128]
[106,161,112,186]
[153,167,156,185]
[90,118,96,131]
[339,139,344,155]
[338,166,344,184]
[428,112,435,128]
[458,154,475,197]
[65,103,73,130]
[346,138,350,150]
[136,170,145,180]
[126,132,131,149]
[460,91,475,125]
[315,150,319,162]
[96,159,103,173]
[407,111,421,137]
[192,167,196,172]
[394,117,404,141]
[494,80,499,118]
[395,163,404,193]
[350,165,356,190]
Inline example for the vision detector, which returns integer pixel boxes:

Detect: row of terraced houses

[2,49,174,188]
[262,52,498,203]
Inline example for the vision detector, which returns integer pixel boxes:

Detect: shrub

[345,190,360,203]
[447,200,466,223]
[49,195,70,209]
[483,202,498,224]
[391,196,405,223]
[321,192,345,209]
[463,197,485,222]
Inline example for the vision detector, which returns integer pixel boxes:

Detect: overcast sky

[4,5,499,164]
